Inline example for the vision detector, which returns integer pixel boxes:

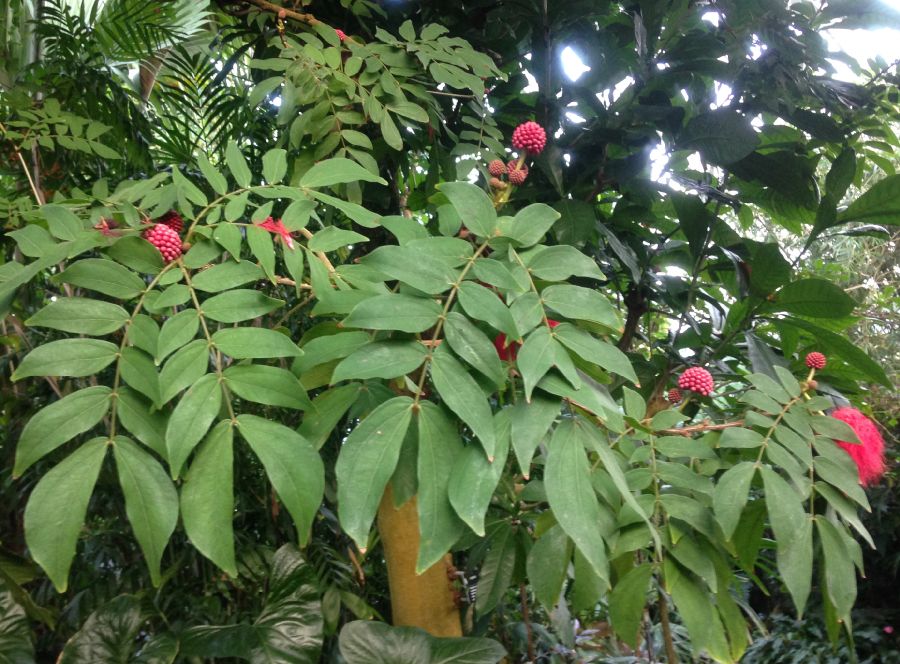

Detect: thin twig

[519,583,535,662]
[244,0,318,25]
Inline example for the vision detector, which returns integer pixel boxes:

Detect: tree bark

[377,485,462,636]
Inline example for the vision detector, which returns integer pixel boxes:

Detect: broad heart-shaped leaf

[527,524,573,611]
[541,284,620,329]
[679,109,760,165]
[443,312,506,388]
[544,420,609,586]
[360,245,459,294]
[608,562,653,648]
[212,327,303,359]
[166,373,222,479]
[201,290,284,323]
[24,438,107,592]
[339,621,506,664]
[0,578,35,663]
[238,416,324,546]
[13,385,111,476]
[449,410,511,537]
[56,258,146,299]
[113,437,178,587]
[429,346,496,458]
[503,203,560,247]
[335,396,414,548]
[57,595,146,664]
[713,462,756,540]
[457,282,518,337]
[26,297,129,335]
[771,278,856,318]
[299,157,387,188]
[332,341,427,383]
[225,139,252,187]
[343,294,442,333]
[816,517,857,622]
[438,182,497,238]
[761,466,813,616]
[182,420,236,576]
[12,338,117,380]
[553,323,638,384]
[838,172,900,225]
[510,396,560,477]
[180,544,322,664]
[224,365,312,410]
[415,403,465,572]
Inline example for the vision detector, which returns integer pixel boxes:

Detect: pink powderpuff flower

[831,407,887,486]
[258,216,295,249]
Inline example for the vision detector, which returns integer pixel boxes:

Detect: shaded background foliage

[1,0,899,662]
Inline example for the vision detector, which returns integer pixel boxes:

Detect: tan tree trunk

[377,485,462,636]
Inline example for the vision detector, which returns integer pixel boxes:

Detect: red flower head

[667,388,683,404]
[805,352,826,370]
[831,407,886,486]
[257,216,295,249]
[678,367,714,397]
[143,224,182,262]
[156,210,184,234]
[507,161,529,186]
[335,28,347,42]
[511,121,547,155]
[494,320,559,361]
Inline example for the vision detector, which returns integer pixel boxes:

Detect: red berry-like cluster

[488,159,507,177]
[805,352,826,370]
[335,28,347,41]
[511,121,547,155]
[143,224,182,262]
[667,388,683,404]
[156,210,184,234]
[507,161,529,186]
[494,320,559,362]
[677,367,714,397]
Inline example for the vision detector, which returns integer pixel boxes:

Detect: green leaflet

[335,397,414,548]
[24,439,107,591]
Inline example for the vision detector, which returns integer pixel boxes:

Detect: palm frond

[93,0,210,63]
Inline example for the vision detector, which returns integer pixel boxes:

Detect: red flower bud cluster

[805,352,826,369]
[143,224,182,262]
[511,121,547,155]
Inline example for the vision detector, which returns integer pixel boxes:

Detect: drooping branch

[243,0,318,25]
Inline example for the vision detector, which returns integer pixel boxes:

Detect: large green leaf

[680,110,760,165]
[299,157,387,188]
[343,294,442,333]
[335,397,414,548]
[13,386,111,476]
[201,290,284,323]
[57,595,148,664]
[181,421,236,576]
[56,259,146,299]
[448,410,511,536]
[166,373,222,478]
[0,579,34,664]
[554,323,638,383]
[339,621,505,664]
[815,518,856,622]
[297,384,360,450]
[544,421,609,585]
[526,525,572,611]
[332,341,427,383]
[608,563,653,648]
[504,204,560,247]
[113,437,178,586]
[438,182,497,238]
[159,339,209,403]
[457,282,518,337]
[24,439,107,591]
[360,246,458,294]
[430,346,496,458]
[713,462,756,540]
[517,326,556,401]
[155,309,199,363]
[225,139,252,187]
[181,545,322,663]
[415,403,465,572]
[541,285,619,328]
[443,312,506,388]
[475,523,517,614]
[838,173,900,225]
[26,297,129,335]
[509,396,559,476]
[772,279,856,318]
[191,261,263,292]
[12,339,118,379]
[212,327,302,359]
[224,365,312,410]
[761,467,813,616]
[238,416,324,546]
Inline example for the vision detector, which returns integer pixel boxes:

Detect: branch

[244,0,318,25]
[658,420,745,436]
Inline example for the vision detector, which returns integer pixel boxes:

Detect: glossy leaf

[166,373,222,478]
[430,346,496,458]
[26,297,128,335]
[12,339,117,379]
[212,327,302,359]
[224,365,312,410]
[344,294,442,333]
